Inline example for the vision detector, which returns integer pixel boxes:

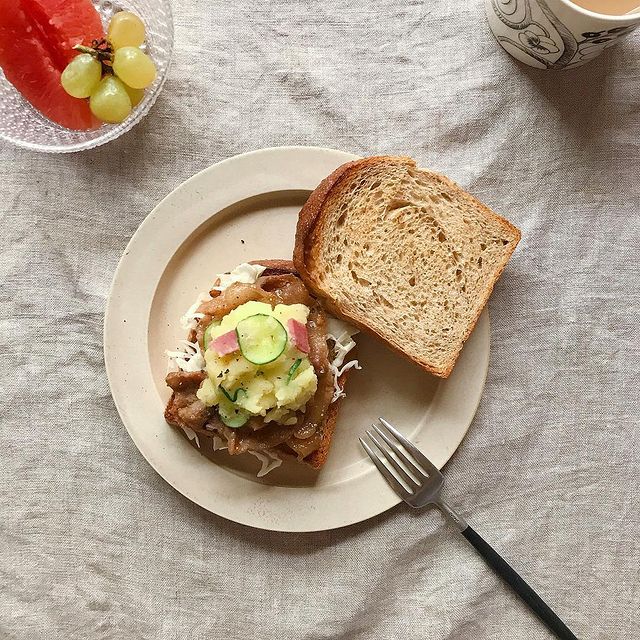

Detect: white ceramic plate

[104,146,489,532]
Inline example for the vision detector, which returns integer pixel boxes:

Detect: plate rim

[104,145,490,532]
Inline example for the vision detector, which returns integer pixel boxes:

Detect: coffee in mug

[569,0,640,15]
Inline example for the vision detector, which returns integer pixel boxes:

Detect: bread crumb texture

[304,157,520,376]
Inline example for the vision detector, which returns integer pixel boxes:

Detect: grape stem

[73,44,107,58]
[73,40,115,76]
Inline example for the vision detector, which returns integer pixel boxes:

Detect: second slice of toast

[294,156,521,378]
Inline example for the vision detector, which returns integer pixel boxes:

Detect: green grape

[112,47,156,89]
[89,76,132,123]
[60,54,102,98]
[108,11,146,49]
[123,83,145,107]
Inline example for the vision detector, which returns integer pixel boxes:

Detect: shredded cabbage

[326,318,360,402]
[166,340,205,372]
[211,435,227,451]
[180,292,211,330]
[330,359,362,402]
[326,316,357,343]
[181,426,200,448]
[248,449,283,477]
[211,263,267,292]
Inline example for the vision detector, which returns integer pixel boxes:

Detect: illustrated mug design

[485,0,640,69]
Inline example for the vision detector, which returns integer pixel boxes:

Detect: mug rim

[559,0,640,21]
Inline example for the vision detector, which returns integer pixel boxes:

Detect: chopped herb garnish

[220,386,246,403]
[217,372,223,378]
[287,358,302,384]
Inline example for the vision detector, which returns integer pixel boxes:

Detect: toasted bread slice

[294,157,521,378]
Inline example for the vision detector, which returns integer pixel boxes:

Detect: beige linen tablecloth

[1,1,639,638]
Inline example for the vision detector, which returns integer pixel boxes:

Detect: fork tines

[359,417,443,500]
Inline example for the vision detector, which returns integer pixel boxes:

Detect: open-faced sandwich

[164,260,359,476]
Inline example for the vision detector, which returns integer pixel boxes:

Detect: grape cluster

[61,11,157,124]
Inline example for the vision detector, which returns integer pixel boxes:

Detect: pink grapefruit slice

[0,0,105,130]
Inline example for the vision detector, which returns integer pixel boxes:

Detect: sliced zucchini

[236,314,287,365]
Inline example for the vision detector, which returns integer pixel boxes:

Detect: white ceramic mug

[485,0,640,69]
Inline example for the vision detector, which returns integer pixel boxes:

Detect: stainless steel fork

[360,418,579,640]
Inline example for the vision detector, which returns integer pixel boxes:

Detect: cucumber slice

[203,321,219,351]
[236,314,287,365]
[218,403,248,428]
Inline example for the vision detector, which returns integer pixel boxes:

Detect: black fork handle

[461,525,579,639]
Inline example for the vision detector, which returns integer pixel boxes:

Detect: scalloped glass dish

[0,0,173,153]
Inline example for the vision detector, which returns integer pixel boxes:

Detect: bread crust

[305,382,344,469]
[294,156,521,378]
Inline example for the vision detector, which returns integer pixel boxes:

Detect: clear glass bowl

[0,0,173,153]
